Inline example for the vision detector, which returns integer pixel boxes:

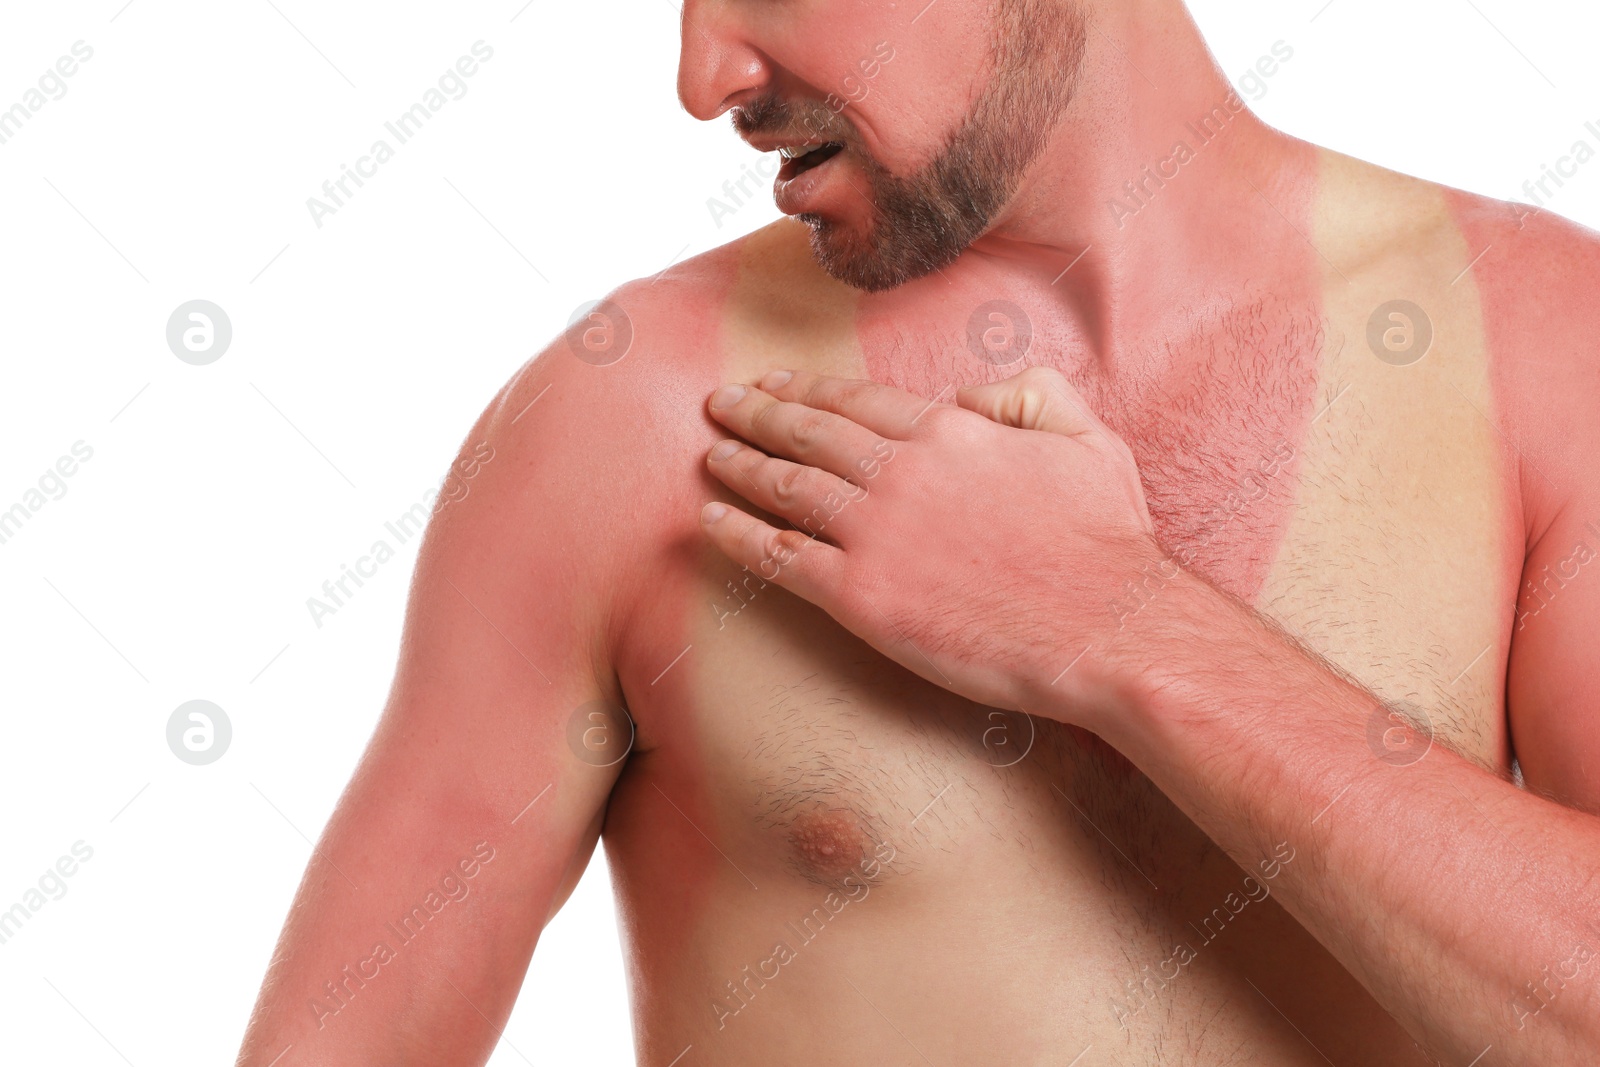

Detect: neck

[949,2,1317,369]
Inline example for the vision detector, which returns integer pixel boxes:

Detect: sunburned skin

[233,1,1600,1065]
[605,210,1490,1066]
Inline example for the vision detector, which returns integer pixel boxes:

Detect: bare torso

[552,145,1561,1066]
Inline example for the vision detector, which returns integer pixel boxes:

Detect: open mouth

[777,141,845,182]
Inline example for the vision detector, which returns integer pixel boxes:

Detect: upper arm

[1476,206,1600,813]
[1508,514,1600,813]
[238,342,638,1063]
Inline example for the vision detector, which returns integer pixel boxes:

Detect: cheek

[790,4,986,172]
[853,57,977,171]
[906,10,998,115]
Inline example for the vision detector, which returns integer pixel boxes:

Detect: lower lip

[774,150,844,216]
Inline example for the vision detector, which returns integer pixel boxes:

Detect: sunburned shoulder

[475,240,745,469]
[401,234,780,661]
[497,223,829,416]
[1440,183,1600,538]
[1440,183,1600,343]
[1316,150,1599,493]
[428,227,816,575]
[476,219,850,472]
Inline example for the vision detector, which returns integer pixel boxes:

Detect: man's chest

[615,284,1518,893]
[1101,298,1518,772]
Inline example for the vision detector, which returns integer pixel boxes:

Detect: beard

[734,0,1088,292]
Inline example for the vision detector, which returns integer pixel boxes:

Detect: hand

[698,367,1168,726]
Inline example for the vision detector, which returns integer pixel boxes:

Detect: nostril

[675,12,772,122]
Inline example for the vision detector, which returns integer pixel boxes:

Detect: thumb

[956,366,1105,438]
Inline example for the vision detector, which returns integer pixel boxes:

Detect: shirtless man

[235,0,1600,1063]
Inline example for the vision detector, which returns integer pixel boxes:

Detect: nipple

[787,808,871,884]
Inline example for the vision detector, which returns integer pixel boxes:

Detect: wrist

[1031,550,1265,753]
[1097,561,1371,778]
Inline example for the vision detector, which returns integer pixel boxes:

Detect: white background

[0,1,1595,1064]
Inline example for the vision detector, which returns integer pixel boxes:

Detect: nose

[676,0,770,121]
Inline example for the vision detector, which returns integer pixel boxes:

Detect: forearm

[1075,570,1600,1064]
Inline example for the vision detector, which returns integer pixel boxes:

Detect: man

[236,0,1600,1064]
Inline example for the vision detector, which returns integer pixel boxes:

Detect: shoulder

[447,254,728,523]
[412,226,809,635]
[1440,186,1600,539]
[476,219,852,476]
[1324,148,1600,533]
[483,219,830,444]
[1434,192,1600,809]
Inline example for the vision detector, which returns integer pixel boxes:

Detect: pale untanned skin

[234,1,1600,1065]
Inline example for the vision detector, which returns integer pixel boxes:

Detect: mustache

[732,92,852,144]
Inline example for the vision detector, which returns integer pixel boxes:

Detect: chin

[801,212,934,294]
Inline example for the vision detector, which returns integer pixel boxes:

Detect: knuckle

[1022,387,1054,422]
[792,410,834,449]
[746,520,777,560]
[919,403,975,437]
[756,526,807,574]
[834,380,878,408]
[912,403,954,431]
[772,463,808,508]
[763,527,788,561]
[799,378,834,406]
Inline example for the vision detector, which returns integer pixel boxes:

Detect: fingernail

[710,384,747,410]
[761,370,793,390]
[710,440,741,461]
[702,502,729,524]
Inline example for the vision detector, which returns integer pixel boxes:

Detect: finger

[755,369,942,439]
[699,500,847,609]
[707,439,865,544]
[708,383,891,482]
[956,366,1110,440]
